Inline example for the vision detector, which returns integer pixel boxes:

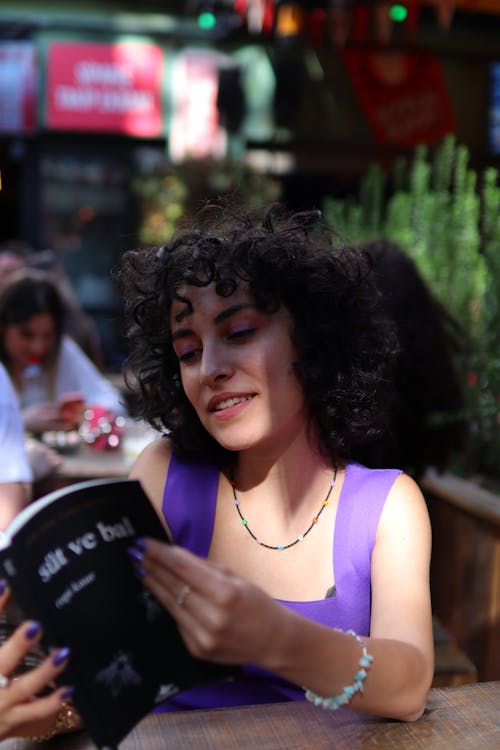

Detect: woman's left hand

[129,539,289,669]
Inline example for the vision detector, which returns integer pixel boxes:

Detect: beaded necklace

[230,463,338,551]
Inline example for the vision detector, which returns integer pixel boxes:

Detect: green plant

[131,158,282,246]
[324,135,500,480]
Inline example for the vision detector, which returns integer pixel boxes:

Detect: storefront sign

[342,49,455,147]
[0,42,37,133]
[46,41,164,136]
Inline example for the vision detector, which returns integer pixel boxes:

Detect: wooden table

[56,445,129,481]
[33,445,128,498]
[1,681,498,750]
[33,420,161,499]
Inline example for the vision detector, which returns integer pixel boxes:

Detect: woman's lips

[213,395,253,412]
[208,394,254,419]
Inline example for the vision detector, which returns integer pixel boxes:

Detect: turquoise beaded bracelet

[304,628,374,710]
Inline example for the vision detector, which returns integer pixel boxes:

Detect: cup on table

[58,391,85,430]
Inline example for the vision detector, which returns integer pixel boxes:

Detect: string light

[389,4,408,22]
[198,10,217,29]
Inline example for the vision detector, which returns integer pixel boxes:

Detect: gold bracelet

[29,702,80,742]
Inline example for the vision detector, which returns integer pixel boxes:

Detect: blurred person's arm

[0,364,33,527]
[25,438,63,482]
[0,482,31,530]
[22,403,70,434]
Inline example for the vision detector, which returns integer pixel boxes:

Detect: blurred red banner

[46,41,164,137]
[342,48,456,147]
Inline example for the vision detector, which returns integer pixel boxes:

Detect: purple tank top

[158,459,401,711]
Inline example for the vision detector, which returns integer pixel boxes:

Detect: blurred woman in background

[0,269,125,436]
[354,238,468,480]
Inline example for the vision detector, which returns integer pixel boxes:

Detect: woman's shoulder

[345,460,403,494]
[59,335,81,355]
[377,470,430,541]
[129,437,221,524]
[57,335,92,369]
[129,435,173,514]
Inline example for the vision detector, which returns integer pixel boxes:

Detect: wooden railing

[421,469,500,682]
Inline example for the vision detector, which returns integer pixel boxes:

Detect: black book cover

[0,478,238,749]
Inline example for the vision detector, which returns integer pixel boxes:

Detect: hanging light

[389,3,408,22]
[275,2,305,37]
[197,10,217,29]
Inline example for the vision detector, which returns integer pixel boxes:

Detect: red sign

[0,42,37,133]
[46,41,164,136]
[342,49,456,148]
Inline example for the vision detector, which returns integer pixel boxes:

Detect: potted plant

[131,157,282,246]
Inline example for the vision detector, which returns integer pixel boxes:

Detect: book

[0,478,238,750]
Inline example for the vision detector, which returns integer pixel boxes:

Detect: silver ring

[176,584,191,607]
[0,673,9,689]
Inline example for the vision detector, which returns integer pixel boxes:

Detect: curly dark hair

[352,238,468,479]
[117,204,397,464]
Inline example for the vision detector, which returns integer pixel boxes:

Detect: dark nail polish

[52,647,71,666]
[134,537,147,550]
[25,621,42,640]
[133,563,146,578]
[60,685,75,701]
[127,546,144,564]
[0,579,8,596]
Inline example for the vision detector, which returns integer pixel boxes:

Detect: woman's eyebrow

[213,303,254,325]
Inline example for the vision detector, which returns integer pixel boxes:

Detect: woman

[0,269,125,435]
[120,205,434,721]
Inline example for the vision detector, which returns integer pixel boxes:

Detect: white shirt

[0,363,32,482]
[19,336,126,416]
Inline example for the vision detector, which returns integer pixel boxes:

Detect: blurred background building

[1,0,499,369]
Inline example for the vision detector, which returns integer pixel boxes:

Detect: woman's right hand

[0,583,78,741]
[22,403,72,434]
[25,439,63,481]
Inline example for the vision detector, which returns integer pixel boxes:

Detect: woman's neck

[232,428,335,515]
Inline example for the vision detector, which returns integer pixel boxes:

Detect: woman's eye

[227,327,255,341]
[177,348,200,364]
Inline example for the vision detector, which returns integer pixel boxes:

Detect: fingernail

[0,579,8,596]
[52,647,71,667]
[25,621,42,640]
[127,546,144,564]
[134,537,147,550]
[60,686,75,701]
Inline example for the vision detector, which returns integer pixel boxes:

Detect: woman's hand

[0,583,80,741]
[25,439,63,481]
[129,539,289,669]
[22,403,72,434]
